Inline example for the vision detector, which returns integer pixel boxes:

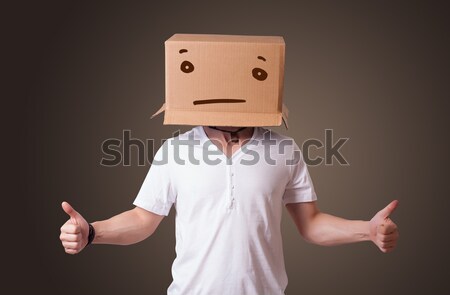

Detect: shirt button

[232,185,235,189]
[231,173,234,176]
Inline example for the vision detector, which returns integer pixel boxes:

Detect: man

[60,125,399,295]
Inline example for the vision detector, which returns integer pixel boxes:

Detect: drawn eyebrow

[179,49,188,54]
[257,56,266,62]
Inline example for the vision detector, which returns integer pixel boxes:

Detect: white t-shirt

[134,126,317,295]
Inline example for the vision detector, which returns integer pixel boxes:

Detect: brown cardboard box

[152,33,288,128]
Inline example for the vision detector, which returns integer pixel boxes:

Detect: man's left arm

[285,200,399,253]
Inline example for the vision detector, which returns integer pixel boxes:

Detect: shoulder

[159,126,202,146]
[151,127,200,160]
[252,127,302,164]
[256,127,299,149]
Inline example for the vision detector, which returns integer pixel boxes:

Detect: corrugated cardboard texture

[154,33,286,127]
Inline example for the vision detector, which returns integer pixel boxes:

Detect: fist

[369,200,400,253]
[59,201,89,254]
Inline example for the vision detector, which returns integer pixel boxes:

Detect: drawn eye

[180,61,194,73]
[252,68,268,81]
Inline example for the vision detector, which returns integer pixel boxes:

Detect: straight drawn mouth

[193,99,246,105]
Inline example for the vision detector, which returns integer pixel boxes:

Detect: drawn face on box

[165,40,284,118]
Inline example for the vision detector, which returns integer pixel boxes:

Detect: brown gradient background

[4,1,449,294]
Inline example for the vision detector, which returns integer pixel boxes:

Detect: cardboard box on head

[151,33,289,128]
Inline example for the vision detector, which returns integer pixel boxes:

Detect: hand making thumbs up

[59,201,89,254]
[369,200,400,253]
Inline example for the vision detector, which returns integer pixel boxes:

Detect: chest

[172,147,291,205]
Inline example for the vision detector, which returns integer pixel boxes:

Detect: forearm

[91,208,159,246]
[302,212,370,246]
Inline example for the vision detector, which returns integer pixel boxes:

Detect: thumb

[376,200,399,219]
[61,201,79,223]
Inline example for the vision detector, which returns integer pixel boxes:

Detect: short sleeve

[133,141,176,216]
[282,142,317,205]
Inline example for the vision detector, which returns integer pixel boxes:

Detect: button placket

[229,166,235,209]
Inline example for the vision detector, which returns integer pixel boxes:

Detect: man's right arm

[59,202,164,254]
[92,206,164,245]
